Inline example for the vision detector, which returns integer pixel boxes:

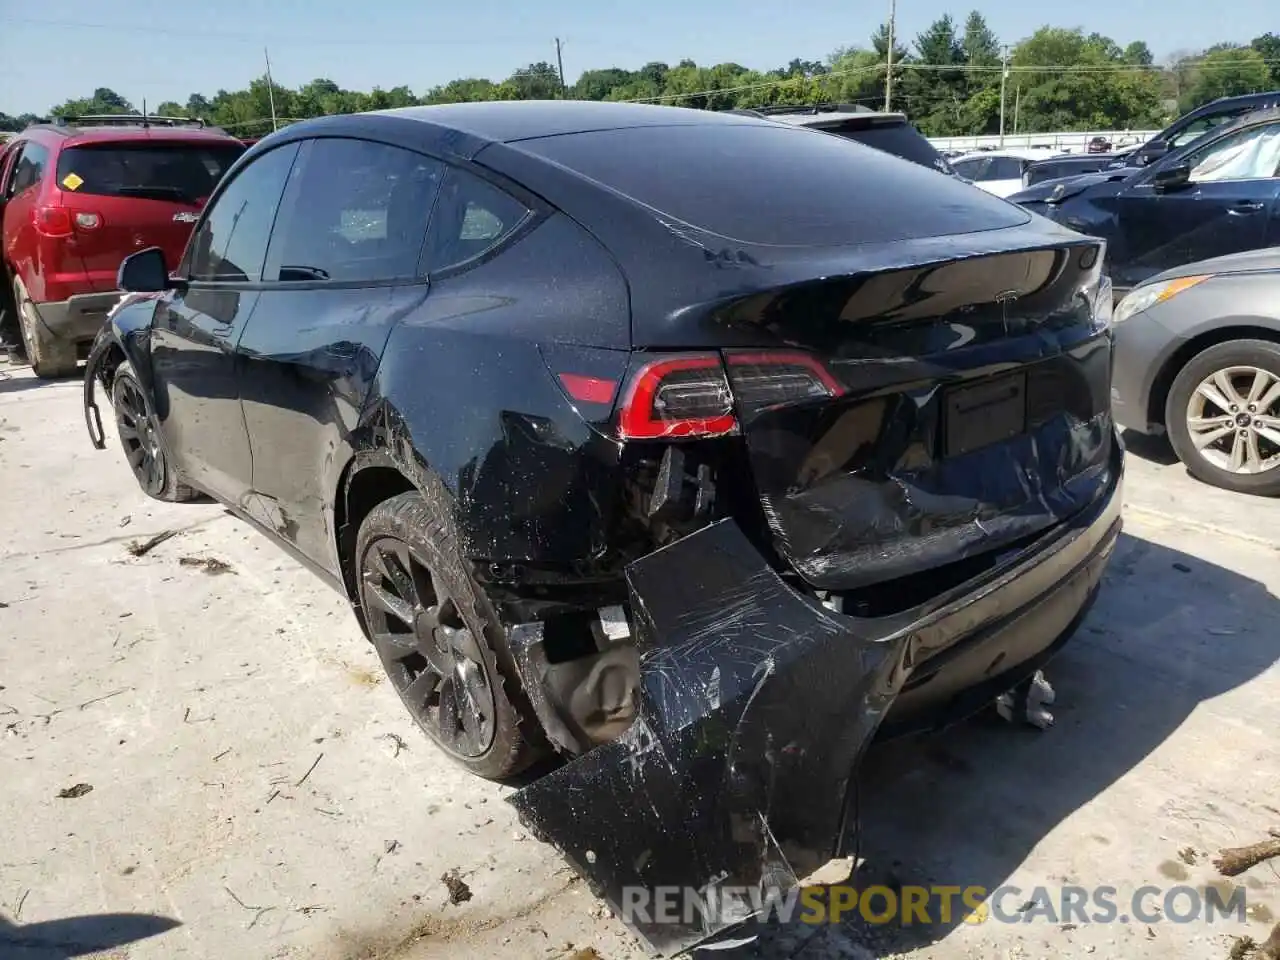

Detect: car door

[149,142,300,503]
[1,141,49,291]
[1107,119,1280,288]
[234,136,445,571]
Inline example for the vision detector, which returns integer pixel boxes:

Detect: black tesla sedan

[84,101,1121,953]
[1011,107,1280,297]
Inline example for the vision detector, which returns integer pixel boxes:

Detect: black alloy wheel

[114,372,167,498]
[359,535,499,760]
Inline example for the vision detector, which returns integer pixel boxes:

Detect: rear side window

[518,124,1027,247]
[825,121,955,175]
[54,142,244,203]
[7,142,50,196]
[986,157,1025,180]
[264,138,443,283]
[421,167,530,274]
[187,143,298,283]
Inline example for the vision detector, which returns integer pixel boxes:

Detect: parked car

[730,102,956,175]
[0,114,244,376]
[1111,248,1280,496]
[1024,90,1280,186]
[1023,149,1138,187]
[1010,107,1280,296]
[83,102,1121,954]
[950,147,1066,197]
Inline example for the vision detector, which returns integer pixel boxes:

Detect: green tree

[1249,32,1280,85]
[572,68,635,101]
[1123,41,1154,66]
[51,87,135,118]
[1180,46,1272,110]
[507,62,563,100]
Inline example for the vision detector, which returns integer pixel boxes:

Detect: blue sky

[1,0,1274,114]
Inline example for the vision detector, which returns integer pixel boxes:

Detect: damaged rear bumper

[509,436,1123,955]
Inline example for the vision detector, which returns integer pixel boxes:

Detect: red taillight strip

[557,372,617,405]
[617,354,737,440]
[726,350,845,395]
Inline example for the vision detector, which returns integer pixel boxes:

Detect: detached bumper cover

[509,437,1123,955]
[32,291,123,342]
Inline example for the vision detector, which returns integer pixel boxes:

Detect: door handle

[1228,201,1265,214]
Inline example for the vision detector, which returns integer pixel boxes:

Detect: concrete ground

[0,363,1276,960]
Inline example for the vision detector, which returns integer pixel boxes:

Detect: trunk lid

[717,240,1115,600]
[54,139,244,290]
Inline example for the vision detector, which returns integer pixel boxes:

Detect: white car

[951,148,1067,198]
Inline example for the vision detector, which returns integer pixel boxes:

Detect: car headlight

[1112,275,1212,324]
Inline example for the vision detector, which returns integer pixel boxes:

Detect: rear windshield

[55,142,245,204]
[517,123,1027,247]
[821,120,955,175]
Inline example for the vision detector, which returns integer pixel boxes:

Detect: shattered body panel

[511,441,1122,954]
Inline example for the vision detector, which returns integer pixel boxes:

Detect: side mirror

[117,247,171,293]
[1137,139,1170,165]
[1151,161,1192,192]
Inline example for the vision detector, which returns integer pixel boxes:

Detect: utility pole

[884,0,897,111]
[263,47,279,132]
[998,43,1009,147]
[1013,84,1022,135]
[555,38,567,98]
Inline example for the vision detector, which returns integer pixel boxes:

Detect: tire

[1165,339,1280,497]
[111,361,200,502]
[355,489,543,780]
[12,276,78,379]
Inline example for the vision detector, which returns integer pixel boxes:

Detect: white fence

[927,130,1160,154]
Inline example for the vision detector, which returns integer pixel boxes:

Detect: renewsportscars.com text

[620,883,1249,928]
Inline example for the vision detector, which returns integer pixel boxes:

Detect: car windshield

[56,141,245,203]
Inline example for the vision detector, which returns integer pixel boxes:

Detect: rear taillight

[613,351,843,440]
[618,354,737,439]
[33,206,73,238]
[33,206,101,237]
[724,351,844,411]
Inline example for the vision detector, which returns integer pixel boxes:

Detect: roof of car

[953,147,1067,162]
[22,116,241,146]
[729,104,911,128]
[372,100,768,144]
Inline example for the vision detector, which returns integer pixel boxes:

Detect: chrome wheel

[1185,365,1280,476]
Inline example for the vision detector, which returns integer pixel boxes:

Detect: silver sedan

[1111,247,1280,496]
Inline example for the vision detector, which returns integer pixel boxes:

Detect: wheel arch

[332,446,438,611]
[1147,322,1280,430]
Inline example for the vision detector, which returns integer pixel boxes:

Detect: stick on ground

[1213,838,1280,877]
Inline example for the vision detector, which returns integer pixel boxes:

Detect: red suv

[0,115,245,376]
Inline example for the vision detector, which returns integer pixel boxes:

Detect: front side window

[1187,122,1280,183]
[952,158,985,181]
[263,138,443,283]
[9,143,49,196]
[1168,110,1247,148]
[186,143,298,283]
[420,166,531,274]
